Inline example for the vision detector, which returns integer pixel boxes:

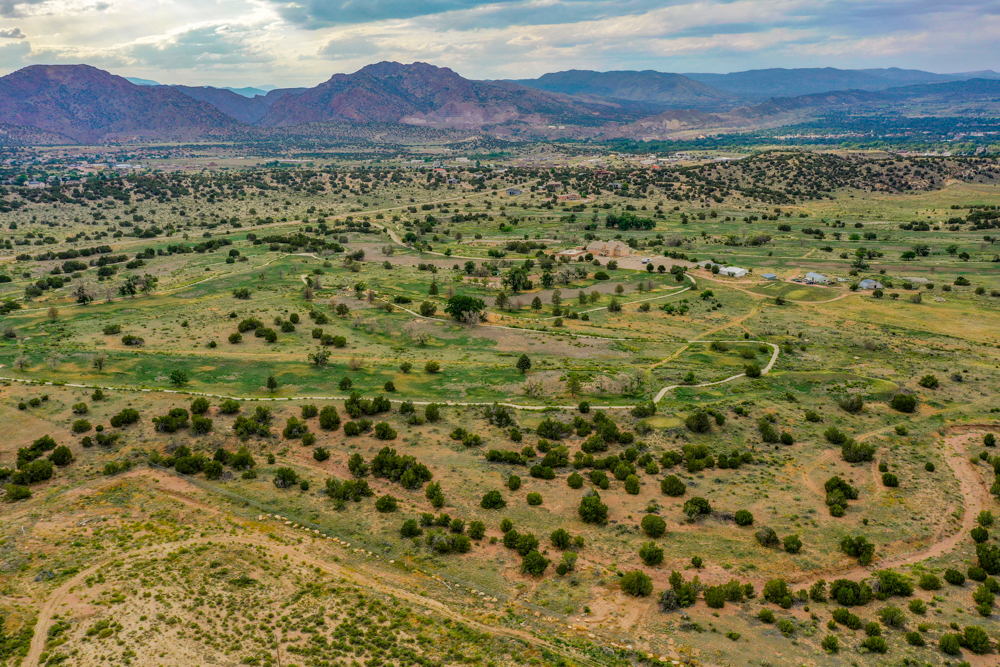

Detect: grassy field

[3,148,1000,667]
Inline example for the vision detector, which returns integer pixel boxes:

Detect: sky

[0,0,996,87]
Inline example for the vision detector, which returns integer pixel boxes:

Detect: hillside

[0,65,242,143]
[510,69,739,109]
[259,61,619,128]
[684,66,1000,100]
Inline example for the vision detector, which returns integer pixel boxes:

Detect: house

[762,273,778,280]
[858,279,883,290]
[555,248,587,260]
[719,266,748,278]
[505,188,522,196]
[586,240,632,258]
[446,178,459,185]
[608,182,622,189]
[556,193,582,202]
[698,260,720,270]
[805,272,830,284]
[25,181,46,189]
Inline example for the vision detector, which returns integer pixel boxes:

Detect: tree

[424,360,441,374]
[660,475,686,497]
[308,349,331,366]
[890,393,918,413]
[375,494,398,513]
[480,490,506,509]
[521,550,548,576]
[578,493,608,524]
[516,354,531,374]
[266,375,279,392]
[273,467,298,488]
[639,541,664,565]
[169,370,189,388]
[502,266,531,293]
[91,352,108,372]
[683,496,712,520]
[620,571,653,597]
[566,373,582,396]
[444,295,486,322]
[641,514,667,537]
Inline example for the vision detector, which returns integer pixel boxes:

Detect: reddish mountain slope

[0,64,242,143]
[259,61,613,128]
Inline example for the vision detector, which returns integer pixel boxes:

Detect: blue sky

[0,0,996,86]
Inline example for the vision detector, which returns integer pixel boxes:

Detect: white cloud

[0,0,993,85]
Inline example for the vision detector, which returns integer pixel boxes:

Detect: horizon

[0,0,996,88]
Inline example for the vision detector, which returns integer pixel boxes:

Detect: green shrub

[734,510,754,526]
[480,490,506,509]
[939,633,962,655]
[641,514,667,538]
[620,571,653,597]
[639,541,664,566]
[860,636,887,653]
[820,634,839,653]
[660,474,686,496]
[757,609,775,623]
[375,494,398,513]
[526,492,542,506]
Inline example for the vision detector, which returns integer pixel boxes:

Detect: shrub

[919,573,941,590]
[273,467,298,488]
[639,541,664,566]
[374,422,397,440]
[319,406,341,431]
[480,490,506,509]
[567,472,584,489]
[578,493,609,524]
[939,633,962,655]
[944,568,965,586]
[755,526,779,547]
[744,363,761,378]
[963,625,992,654]
[682,496,711,520]
[878,605,906,627]
[641,514,667,538]
[620,571,653,597]
[704,586,726,609]
[972,526,989,543]
[521,551,548,577]
[905,631,926,646]
[860,636,887,653]
[839,395,864,413]
[841,439,875,463]
[507,474,522,491]
[526,492,543,506]
[783,534,802,554]
[758,609,775,623]
[71,419,91,433]
[840,535,876,565]
[890,393,917,413]
[660,475,686,496]
[762,578,789,604]
[375,494,398,513]
[821,635,839,653]
[918,374,939,389]
[734,510,754,526]
[777,619,795,636]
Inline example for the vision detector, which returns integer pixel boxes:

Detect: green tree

[516,354,531,374]
[169,369,189,387]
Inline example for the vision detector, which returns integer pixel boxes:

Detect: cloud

[123,23,275,70]
[0,36,29,66]
[267,0,522,29]
[0,26,24,37]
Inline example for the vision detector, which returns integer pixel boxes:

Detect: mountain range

[2,62,998,144]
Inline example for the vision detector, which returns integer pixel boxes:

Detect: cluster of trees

[3,434,67,500]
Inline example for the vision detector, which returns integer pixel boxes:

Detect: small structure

[858,279,883,290]
[586,240,631,258]
[446,178,459,185]
[505,188,522,196]
[805,272,830,284]
[719,266,748,278]
[556,192,582,202]
[555,248,587,261]
[698,260,720,270]
[762,272,778,280]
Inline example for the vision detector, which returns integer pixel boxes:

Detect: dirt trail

[791,430,993,586]
[25,472,598,667]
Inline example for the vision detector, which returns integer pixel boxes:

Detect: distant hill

[125,76,160,87]
[509,69,738,109]
[683,67,1000,100]
[258,61,615,128]
[0,65,242,143]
